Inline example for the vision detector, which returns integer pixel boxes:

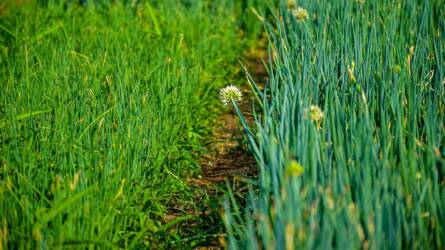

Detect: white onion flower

[219,85,242,106]
[292,7,308,22]
[305,105,324,122]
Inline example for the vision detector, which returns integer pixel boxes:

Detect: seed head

[292,7,308,22]
[305,105,324,122]
[220,85,242,106]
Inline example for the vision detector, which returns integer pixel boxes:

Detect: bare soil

[162,41,268,249]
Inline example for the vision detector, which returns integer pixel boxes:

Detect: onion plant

[225,0,445,249]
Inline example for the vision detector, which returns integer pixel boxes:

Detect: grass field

[225,0,445,249]
[0,1,267,248]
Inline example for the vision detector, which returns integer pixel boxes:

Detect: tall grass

[226,0,445,249]
[0,1,264,248]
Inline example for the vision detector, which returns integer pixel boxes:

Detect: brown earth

[161,40,268,249]
[191,41,268,185]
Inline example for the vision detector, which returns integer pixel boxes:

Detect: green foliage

[226,0,445,249]
[0,0,264,248]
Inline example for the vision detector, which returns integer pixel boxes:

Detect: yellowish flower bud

[286,160,304,177]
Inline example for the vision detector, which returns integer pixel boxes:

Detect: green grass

[0,1,266,248]
[226,0,445,249]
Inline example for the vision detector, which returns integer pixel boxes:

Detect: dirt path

[161,42,268,249]
[194,41,268,186]
[193,44,268,248]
